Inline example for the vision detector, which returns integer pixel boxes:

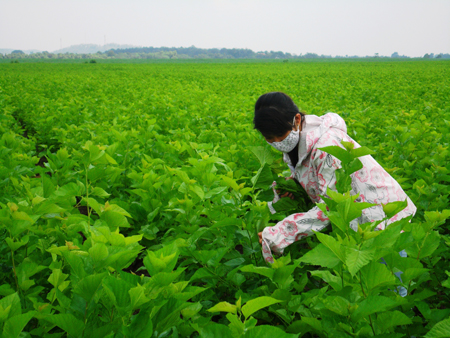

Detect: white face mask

[267,116,300,153]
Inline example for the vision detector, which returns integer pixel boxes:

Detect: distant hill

[53,43,135,54]
[0,49,41,55]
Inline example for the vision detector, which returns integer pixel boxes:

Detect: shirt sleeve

[261,149,340,264]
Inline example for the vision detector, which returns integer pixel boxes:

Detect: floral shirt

[261,113,417,263]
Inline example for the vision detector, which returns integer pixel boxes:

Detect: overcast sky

[1,0,449,57]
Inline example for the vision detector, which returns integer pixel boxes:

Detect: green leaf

[425,318,450,338]
[11,211,34,223]
[91,187,110,198]
[89,243,109,262]
[301,316,322,332]
[105,203,132,217]
[310,270,343,291]
[190,184,205,200]
[5,237,29,252]
[181,302,202,319]
[207,302,237,314]
[126,308,153,338]
[376,310,412,334]
[351,296,398,321]
[194,322,234,338]
[271,197,299,213]
[240,265,274,279]
[323,296,350,316]
[54,182,84,197]
[243,325,300,338]
[319,145,353,164]
[143,247,179,275]
[3,311,35,338]
[102,275,132,309]
[406,230,440,259]
[361,260,397,292]
[129,285,150,310]
[345,158,364,176]
[222,176,240,192]
[204,186,227,199]
[250,146,274,166]
[46,313,85,337]
[273,263,300,289]
[101,210,130,228]
[73,273,106,303]
[336,198,375,225]
[190,268,218,282]
[47,269,69,289]
[382,200,408,219]
[300,243,342,268]
[345,247,374,277]
[350,146,375,158]
[241,296,282,319]
[315,232,346,262]
[251,163,274,189]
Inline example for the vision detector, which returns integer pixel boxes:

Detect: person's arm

[260,149,340,263]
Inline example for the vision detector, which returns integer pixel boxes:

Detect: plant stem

[246,228,257,266]
[368,314,376,336]
[358,271,367,298]
[11,249,19,292]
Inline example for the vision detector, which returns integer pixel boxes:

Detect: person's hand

[276,190,295,200]
[258,232,263,244]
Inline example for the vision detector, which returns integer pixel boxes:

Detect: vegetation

[0,60,450,337]
[1,45,449,60]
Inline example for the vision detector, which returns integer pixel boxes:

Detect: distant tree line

[1,46,449,60]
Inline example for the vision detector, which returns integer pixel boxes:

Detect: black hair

[253,92,305,166]
[253,92,304,138]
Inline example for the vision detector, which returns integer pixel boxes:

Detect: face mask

[268,116,300,153]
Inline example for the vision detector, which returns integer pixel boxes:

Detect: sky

[1,0,449,57]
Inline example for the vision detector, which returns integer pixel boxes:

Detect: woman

[253,92,416,264]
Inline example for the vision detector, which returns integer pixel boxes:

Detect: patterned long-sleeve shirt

[261,113,416,263]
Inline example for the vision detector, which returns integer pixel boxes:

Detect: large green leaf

[241,296,282,319]
[300,243,342,268]
[406,230,440,259]
[382,200,408,219]
[102,275,132,309]
[207,302,237,314]
[361,260,397,293]
[318,146,353,164]
[243,325,299,338]
[194,322,234,338]
[351,296,398,321]
[125,308,153,338]
[250,146,274,166]
[315,232,346,262]
[0,293,21,320]
[425,318,450,338]
[345,247,374,277]
[323,296,350,317]
[73,273,107,303]
[310,270,343,291]
[251,163,274,189]
[2,311,35,338]
[46,313,85,337]
[375,310,412,334]
[240,264,274,279]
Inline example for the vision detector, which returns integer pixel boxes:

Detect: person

[253,92,416,264]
